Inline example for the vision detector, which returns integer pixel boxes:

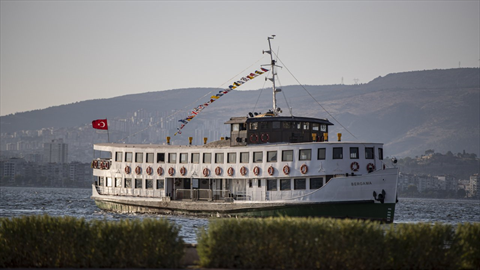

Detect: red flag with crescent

[92,119,108,130]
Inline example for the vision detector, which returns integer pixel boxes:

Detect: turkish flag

[92,119,108,130]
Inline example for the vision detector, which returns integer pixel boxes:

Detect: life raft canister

[350,162,360,172]
[203,168,210,177]
[157,167,164,176]
[300,164,308,174]
[253,166,260,176]
[240,166,247,176]
[283,165,290,175]
[267,166,274,176]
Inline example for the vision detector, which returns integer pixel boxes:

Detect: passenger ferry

[91,37,399,222]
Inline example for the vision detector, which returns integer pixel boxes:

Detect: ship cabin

[226,112,334,147]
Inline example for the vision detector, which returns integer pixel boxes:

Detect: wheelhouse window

[365,147,375,159]
[240,152,249,163]
[299,149,311,161]
[157,153,165,163]
[259,122,268,130]
[125,152,133,162]
[146,153,154,163]
[273,122,280,129]
[318,148,326,160]
[232,124,240,131]
[296,122,302,129]
[303,122,309,130]
[310,178,324,189]
[333,147,343,159]
[135,179,142,189]
[282,122,292,129]
[378,148,384,160]
[203,153,212,164]
[98,177,104,186]
[156,179,164,189]
[312,123,320,131]
[320,124,327,132]
[253,152,263,163]
[267,179,277,191]
[115,152,123,162]
[282,150,293,161]
[227,153,236,163]
[215,153,224,163]
[135,153,143,163]
[294,178,306,190]
[280,179,291,190]
[250,122,258,130]
[179,153,188,163]
[168,153,177,163]
[192,153,200,164]
[106,177,112,187]
[350,147,359,159]
[267,151,277,162]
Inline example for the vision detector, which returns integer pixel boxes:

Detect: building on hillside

[43,139,68,164]
[2,158,26,183]
[469,174,479,198]
[69,162,93,183]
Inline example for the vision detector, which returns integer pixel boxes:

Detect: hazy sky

[1,1,479,116]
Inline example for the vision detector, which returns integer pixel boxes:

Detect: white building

[43,139,68,164]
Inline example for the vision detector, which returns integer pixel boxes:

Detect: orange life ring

[253,166,260,176]
[168,167,175,176]
[180,166,186,176]
[261,133,269,142]
[146,166,153,175]
[125,166,131,174]
[240,166,247,176]
[157,167,163,176]
[367,163,375,172]
[203,168,210,177]
[227,167,234,176]
[300,164,308,174]
[215,166,222,176]
[283,165,290,175]
[267,166,274,176]
[350,162,359,172]
[135,166,142,175]
[249,133,259,143]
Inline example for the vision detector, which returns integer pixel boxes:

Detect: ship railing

[212,190,229,200]
[96,186,164,198]
[175,189,214,201]
[235,191,251,201]
[176,189,194,200]
[198,189,213,201]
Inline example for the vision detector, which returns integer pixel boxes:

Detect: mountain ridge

[1,68,479,158]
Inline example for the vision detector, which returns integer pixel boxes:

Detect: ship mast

[263,35,281,116]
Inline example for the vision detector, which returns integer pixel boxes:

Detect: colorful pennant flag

[174,67,269,136]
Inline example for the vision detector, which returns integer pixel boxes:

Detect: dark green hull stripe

[95,200,396,223]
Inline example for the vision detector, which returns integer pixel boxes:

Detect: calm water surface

[1,187,479,243]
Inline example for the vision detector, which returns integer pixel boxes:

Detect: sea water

[1,187,479,243]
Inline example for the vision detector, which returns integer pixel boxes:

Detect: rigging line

[276,75,293,117]
[253,70,270,112]
[273,52,358,140]
[116,56,267,142]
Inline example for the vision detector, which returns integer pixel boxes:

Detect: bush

[197,218,479,269]
[0,215,184,268]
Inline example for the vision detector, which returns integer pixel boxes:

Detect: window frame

[253,151,263,163]
[168,153,177,163]
[135,153,143,163]
[191,153,200,164]
[157,153,165,163]
[350,147,359,159]
[365,147,375,159]
[146,153,154,163]
[125,152,133,162]
[280,179,291,190]
[180,153,188,164]
[282,150,293,162]
[299,149,312,161]
[227,152,236,164]
[318,148,326,160]
[294,178,306,190]
[203,153,212,164]
[215,153,224,164]
[333,147,343,159]
[267,151,278,162]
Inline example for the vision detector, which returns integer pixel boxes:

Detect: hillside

[1,68,479,158]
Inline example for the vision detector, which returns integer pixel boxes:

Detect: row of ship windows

[115,147,383,164]
[97,177,331,191]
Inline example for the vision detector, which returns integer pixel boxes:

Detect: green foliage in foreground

[197,218,480,269]
[0,215,184,268]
